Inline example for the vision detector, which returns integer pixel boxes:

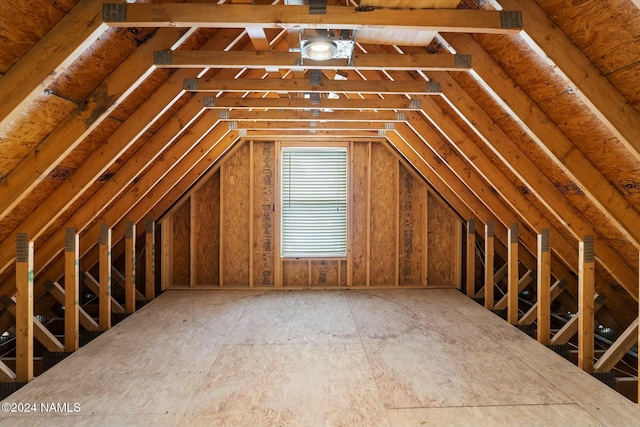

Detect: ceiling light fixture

[298,29,356,64]
[302,39,338,61]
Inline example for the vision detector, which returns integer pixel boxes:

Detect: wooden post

[145,218,155,300]
[537,229,551,345]
[125,221,136,313]
[466,218,476,298]
[507,223,519,324]
[99,224,112,331]
[578,235,595,373]
[16,233,34,382]
[64,228,80,351]
[484,220,494,310]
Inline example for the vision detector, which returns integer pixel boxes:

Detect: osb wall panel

[195,170,220,285]
[399,166,425,286]
[310,260,339,287]
[428,192,460,286]
[165,139,462,289]
[351,141,369,285]
[283,260,307,287]
[222,142,250,286]
[370,143,397,285]
[253,141,276,287]
[172,200,190,286]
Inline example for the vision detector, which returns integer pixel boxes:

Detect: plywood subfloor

[2,289,639,426]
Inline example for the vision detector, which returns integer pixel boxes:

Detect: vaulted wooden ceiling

[1,0,639,367]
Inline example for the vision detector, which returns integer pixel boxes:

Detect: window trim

[280,144,348,259]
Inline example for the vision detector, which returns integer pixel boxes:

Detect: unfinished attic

[1,0,640,425]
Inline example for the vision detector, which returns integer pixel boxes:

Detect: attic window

[281,147,347,258]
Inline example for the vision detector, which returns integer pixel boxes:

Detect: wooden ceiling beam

[431,70,640,304]
[155,51,471,71]
[222,110,403,121]
[204,97,421,110]
[0,28,190,223]
[360,0,460,7]
[499,0,640,165]
[0,0,107,132]
[103,4,522,34]
[245,27,272,52]
[185,77,441,94]
[441,34,640,251]
[243,130,382,138]
[233,121,389,130]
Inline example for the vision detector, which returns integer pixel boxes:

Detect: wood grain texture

[351,141,369,286]
[370,143,397,286]
[4,289,640,426]
[172,200,191,286]
[427,192,459,287]
[195,171,220,286]
[398,166,425,286]
[282,260,307,287]
[222,142,251,286]
[252,141,275,287]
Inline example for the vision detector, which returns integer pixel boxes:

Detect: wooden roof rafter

[438,33,640,252]
[0,0,107,132]
[427,67,640,302]
[0,27,193,223]
[102,3,523,34]
[498,0,640,166]
[0,29,258,286]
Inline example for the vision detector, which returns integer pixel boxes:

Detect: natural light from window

[281,146,347,257]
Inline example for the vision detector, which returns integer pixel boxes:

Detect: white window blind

[281,147,347,257]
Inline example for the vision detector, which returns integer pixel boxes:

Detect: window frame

[279,143,349,259]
